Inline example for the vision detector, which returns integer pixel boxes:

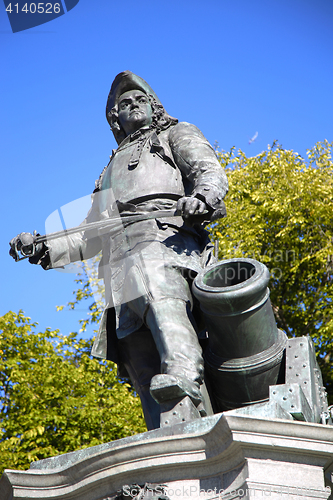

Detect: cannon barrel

[193,258,287,412]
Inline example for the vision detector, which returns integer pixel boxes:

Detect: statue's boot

[145,298,206,413]
[150,373,203,407]
[119,298,209,428]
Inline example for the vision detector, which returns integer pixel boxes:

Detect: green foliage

[0,311,146,475]
[211,140,333,399]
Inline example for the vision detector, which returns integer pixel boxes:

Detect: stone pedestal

[1,412,333,500]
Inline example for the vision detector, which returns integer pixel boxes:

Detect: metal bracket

[160,396,201,427]
[269,383,313,421]
[268,336,328,423]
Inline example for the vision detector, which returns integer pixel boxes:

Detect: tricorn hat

[106,71,177,144]
[106,71,162,116]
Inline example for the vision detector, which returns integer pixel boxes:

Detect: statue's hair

[107,93,178,145]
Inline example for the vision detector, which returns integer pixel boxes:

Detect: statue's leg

[118,326,161,431]
[122,257,209,423]
[145,298,205,409]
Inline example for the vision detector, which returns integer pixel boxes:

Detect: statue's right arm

[43,193,103,269]
[9,193,103,269]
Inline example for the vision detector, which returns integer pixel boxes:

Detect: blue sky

[1,0,333,339]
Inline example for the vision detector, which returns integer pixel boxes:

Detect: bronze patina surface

[10,71,228,429]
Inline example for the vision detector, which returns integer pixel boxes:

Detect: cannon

[193,258,287,412]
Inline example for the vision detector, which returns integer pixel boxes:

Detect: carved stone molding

[1,413,333,500]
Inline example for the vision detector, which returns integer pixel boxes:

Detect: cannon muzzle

[193,258,287,412]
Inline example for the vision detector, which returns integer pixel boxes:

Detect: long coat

[45,121,228,362]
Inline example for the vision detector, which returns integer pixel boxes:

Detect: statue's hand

[177,196,206,218]
[9,232,47,264]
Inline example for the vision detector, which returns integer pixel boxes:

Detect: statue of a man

[10,71,228,430]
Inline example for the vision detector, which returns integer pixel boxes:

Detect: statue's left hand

[177,196,206,218]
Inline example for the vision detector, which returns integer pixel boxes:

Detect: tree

[211,140,333,400]
[2,139,331,474]
[0,311,146,475]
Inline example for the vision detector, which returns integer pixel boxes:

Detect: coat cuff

[192,185,227,222]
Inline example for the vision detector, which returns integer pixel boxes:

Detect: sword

[13,208,207,261]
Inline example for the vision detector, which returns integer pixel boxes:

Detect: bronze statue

[10,71,228,430]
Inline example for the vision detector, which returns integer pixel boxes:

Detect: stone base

[1,412,333,500]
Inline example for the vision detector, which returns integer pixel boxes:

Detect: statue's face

[118,90,153,136]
